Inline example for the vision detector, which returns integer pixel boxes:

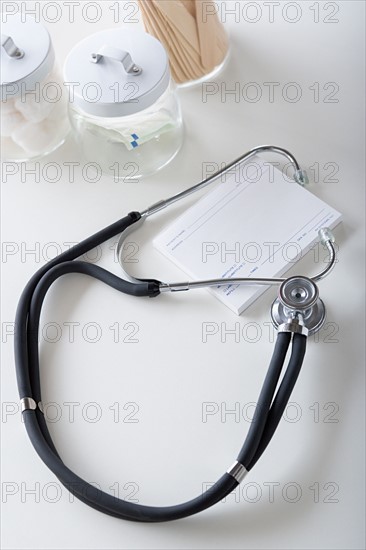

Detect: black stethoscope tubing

[15,210,307,522]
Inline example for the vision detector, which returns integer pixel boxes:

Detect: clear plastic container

[64,28,184,180]
[1,16,69,161]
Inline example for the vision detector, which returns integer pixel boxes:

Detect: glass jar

[138,0,230,88]
[0,15,69,162]
[64,29,184,180]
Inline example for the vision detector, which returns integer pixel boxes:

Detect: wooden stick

[142,1,201,82]
[137,0,229,84]
[181,0,196,17]
[139,1,188,82]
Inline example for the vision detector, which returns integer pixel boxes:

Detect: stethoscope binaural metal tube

[139,145,308,218]
[117,145,336,292]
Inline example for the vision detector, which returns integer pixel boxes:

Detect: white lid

[1,15,54,100]
[64,28,171,118]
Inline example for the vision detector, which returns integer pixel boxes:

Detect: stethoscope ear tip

[294,169,309,186]
[318,227,335,245]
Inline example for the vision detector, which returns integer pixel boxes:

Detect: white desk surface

[1,2,365,549]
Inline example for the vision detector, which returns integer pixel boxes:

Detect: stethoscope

[15,145,337,522]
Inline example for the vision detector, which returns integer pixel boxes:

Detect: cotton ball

[11,120,54,156]
[15,69,65,123]
[14,92,54,124]
[1,98,17,115]
[1,110,25,137]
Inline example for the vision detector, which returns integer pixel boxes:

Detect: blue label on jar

[130,133,140,148]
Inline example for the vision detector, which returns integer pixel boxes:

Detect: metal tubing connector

[20,397,37,412]
[227,461,248,483]
[277,316,309,337]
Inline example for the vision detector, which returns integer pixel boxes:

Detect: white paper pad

[153,159,342,315]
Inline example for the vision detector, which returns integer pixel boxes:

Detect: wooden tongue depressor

[139,1,188,82]
[195,0,220,70]
[146,1,201,82]
[138,0,228,83]
[180,0,196,17]
[211,4,230,59]
[152,3,205,80]
[151,0,200,54]
[150,1,203,81]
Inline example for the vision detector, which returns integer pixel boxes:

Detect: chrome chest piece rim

[271,276,326,336]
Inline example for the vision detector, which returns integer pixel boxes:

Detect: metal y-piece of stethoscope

[15,146,337,522]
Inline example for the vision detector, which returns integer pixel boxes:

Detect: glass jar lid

[64,28,170,118]
[1,15,54,100]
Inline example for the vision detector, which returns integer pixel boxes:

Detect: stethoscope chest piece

[271,276,326,336]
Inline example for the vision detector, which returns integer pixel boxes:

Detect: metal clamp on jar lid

[64,28,171,117]
[90,45,142,75]
[1,15,54,100]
